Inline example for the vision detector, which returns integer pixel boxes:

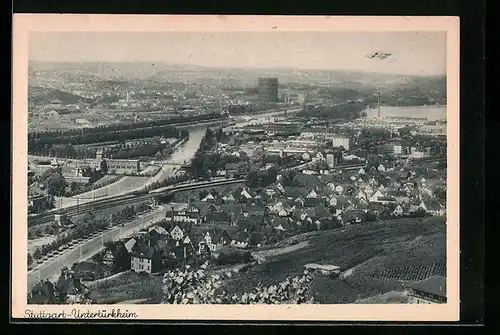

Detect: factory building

[89,150,141,175]
[258,77,279,102]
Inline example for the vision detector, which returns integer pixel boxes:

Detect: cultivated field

[87,217,446,305]
[222,216,446,304]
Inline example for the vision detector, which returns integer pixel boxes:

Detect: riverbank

[364,105,446,121]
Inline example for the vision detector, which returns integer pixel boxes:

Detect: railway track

[28,178,245,227]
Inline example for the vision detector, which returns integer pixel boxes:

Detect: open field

[222,216,446,304]
[28,235,56,254]
[93,175,123,187]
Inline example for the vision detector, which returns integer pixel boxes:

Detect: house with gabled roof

[201,192,216,202]
[55,271,86,302]
[275,182,285,194]
[420,186,433,198]
[335,185,344,194]
[369,190,385,203]
[272,217,292,232]
[264,187,278,198]
[357,198,369,210]
[328,195,338,208]
[240,188,253,200]
[306,189,318,198]
[425,199,446,216]
[203,210,232,225]
[170,225,185,241]
[29,280,58,304]
[392,204,404,216]
[292,207,305,221]
[391,190,410,204]
[364,185,374,197]
[356,190,368,202]
[222,193,236,203]
[304,196,326,208]
[341,209,365,225]
[199,228,232,253]
[130,239,163,274]
[124,238,137,254]
[313,204,332,220]
[233,231,249,249]
[312,150,325,162]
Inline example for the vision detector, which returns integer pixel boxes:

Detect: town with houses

[26,31,447,307]
[28,105,447,305]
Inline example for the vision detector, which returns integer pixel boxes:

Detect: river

[364,105,447,121]
[54,109,295,208]
[158,109,299,167]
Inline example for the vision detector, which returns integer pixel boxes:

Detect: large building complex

[300,128,351,150]
[89,150,141,175]
[258,77,279,102]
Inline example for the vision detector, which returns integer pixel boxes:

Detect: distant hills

[28,61,446,103]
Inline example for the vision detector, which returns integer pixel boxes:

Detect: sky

[29,31,446,76]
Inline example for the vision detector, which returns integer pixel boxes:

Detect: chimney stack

[377,92,381,118]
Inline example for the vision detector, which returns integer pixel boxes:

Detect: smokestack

[171,206,175,223]
[377,92,381,118]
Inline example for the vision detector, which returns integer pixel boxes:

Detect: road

[27,205,167,291]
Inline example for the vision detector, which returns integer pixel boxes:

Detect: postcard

[12,14,460,321]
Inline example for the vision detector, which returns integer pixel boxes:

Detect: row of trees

[298,102,367,120]
[145,172,191,192]
[29,113,222,142]
[29,126,189,157]
[227,102,278,115]
[28,197,54,215]
[30,203,151,261]
[34,166,110,199]
[190,128,233,179]
[245,166,278,189]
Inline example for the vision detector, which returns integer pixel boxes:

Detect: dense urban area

[27,62,447,306]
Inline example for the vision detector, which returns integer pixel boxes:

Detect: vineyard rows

[373,259,446,282]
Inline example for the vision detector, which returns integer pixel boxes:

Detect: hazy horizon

[29,31,446,76]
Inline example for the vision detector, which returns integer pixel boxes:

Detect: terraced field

[222,216,446,304]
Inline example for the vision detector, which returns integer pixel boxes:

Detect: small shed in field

[304,263,341,277]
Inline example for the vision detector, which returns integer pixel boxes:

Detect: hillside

[29,61,446,92]
[222,216,446,304]
[28,86,93,106]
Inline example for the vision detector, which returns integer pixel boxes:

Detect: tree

[33,248,42,260]
[245,171,259,188]
[35,227,44,237]
[70,181,78,192]
[45,226,55,236]
[47,174,68,197]
[364,211,377,223]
